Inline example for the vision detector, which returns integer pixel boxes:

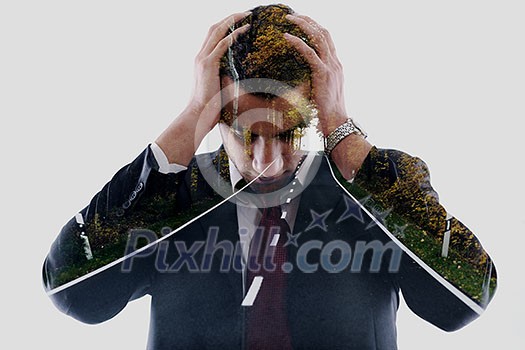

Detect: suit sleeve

[348,147,497,330]
[42,145,194,324]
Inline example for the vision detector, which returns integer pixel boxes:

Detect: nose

[251,136,285,178]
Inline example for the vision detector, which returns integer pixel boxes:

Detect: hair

[219,4,313,91]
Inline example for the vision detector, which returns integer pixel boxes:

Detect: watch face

[350,119,367,138]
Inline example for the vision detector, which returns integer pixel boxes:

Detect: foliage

[333,148,497,305]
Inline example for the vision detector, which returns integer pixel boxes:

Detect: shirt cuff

[150,142,188,174]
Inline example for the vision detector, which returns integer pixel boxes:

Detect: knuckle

[300,14,312,22]
[217,37,229,49]
[305,49,316,58]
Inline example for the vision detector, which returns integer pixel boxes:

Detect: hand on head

[157,5,354,181]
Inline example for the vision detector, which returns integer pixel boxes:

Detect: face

[219,77,314,193]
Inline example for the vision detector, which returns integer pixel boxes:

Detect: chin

[250,171,293,193]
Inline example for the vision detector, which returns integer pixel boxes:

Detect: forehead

[220,77,315,131]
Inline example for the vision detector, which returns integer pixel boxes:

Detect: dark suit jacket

[43,146,492,349]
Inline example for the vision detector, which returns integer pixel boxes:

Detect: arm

[43,146,189,323]
[284,14,496,329]
[155,14,250,165]
[43,12,250,323]
[350,148,497,329]
[44,142,234,323]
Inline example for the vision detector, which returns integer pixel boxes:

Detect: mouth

[253,171,292,186]
[255,175,281,184]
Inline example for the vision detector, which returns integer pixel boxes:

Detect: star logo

[337,195,364,224]
[393,223,408,239]
[305,209,332,232]
[366,207,392,230]
[284,231,302,247]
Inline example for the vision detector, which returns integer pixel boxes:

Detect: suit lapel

[197,199,244,306]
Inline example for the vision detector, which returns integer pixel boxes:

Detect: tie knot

[258,205,289,238]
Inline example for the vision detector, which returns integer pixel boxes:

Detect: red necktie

[246,205,292,350]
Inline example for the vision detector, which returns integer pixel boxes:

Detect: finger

[285,14,330,59]
[292,14,335,55]
[199,12,250,56]
[208,24,250,62]
[298,14,337,54]
[283,32,324,70]
[199,12,251,57]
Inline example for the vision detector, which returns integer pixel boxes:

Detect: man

[43,5,496,349]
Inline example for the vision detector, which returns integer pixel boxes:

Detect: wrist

[324,118,367,157]
[183,102,218,136]
[319,113,347,137]
[156,108,212,166]
[330,134,373,181]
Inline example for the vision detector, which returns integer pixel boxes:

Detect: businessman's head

[217,4,318,193]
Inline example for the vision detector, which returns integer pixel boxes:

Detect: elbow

[405,298,481,333]
[47,285,125,325]
[434,311,479,332]
[43,262,132,325]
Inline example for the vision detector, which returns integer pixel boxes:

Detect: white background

[1,0,524,348]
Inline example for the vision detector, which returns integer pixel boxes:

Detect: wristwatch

[324,118,367,157]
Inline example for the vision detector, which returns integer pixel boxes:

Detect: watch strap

[324,118,367,156]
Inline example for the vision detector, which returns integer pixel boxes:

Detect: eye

[231,128,257,142]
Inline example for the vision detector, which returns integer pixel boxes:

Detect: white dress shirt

[150,142,312,294]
